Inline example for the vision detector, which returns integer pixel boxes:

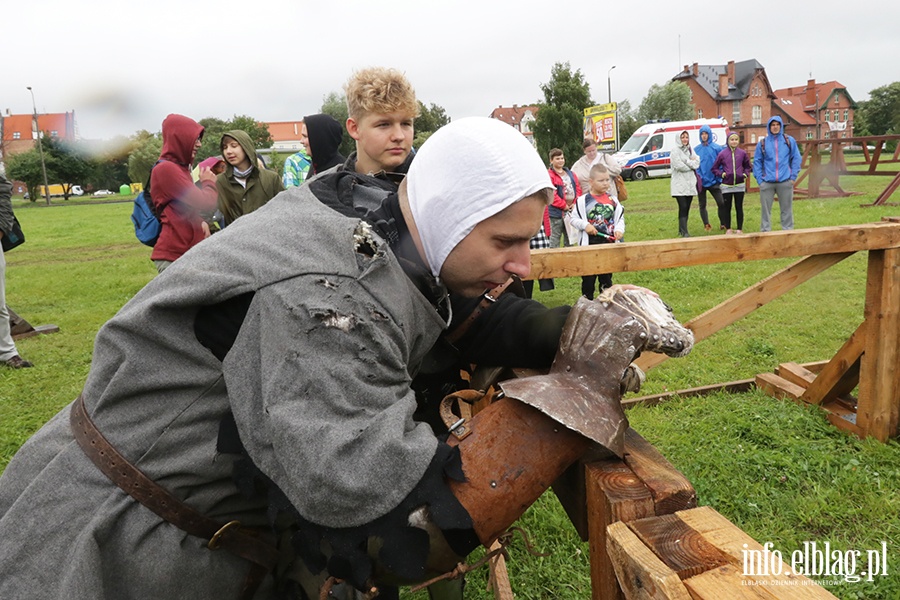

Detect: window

[12,132,20,139]
[751,133,757,143]
[732,101,741,124]
[647,134,664,153]
[844,109,849,121]
[50,130,59,137]
[752,105,762,125]
[697,109,703,118]
[824,111,830,122]
[806,130,814,140]
[834,94,840,105]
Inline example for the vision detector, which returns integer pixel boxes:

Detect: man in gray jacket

[0,171,32,369]
[0,118,561,600]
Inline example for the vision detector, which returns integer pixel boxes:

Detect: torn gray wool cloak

[0,185,451,598]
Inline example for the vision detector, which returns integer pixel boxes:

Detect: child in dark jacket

[712,132,752,233]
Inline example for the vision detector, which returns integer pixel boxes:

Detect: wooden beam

[776,362,816,389]
[606,521,693,600]
[587,460,656,600]
[635,253,852,371]
[857,249,900,440]
[626,514,731,579]
[528,223,900,280]
[622,429,697,516]
[486,540,515,600]
[677,507,839,599]
[800,322,867,405]
[755,373,806,402]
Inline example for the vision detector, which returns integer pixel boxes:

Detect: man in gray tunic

[0,118,566,599]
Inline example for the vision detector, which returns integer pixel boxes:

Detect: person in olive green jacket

[215,129,284,227]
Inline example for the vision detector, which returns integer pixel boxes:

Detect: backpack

[130,161,162,246]
[760,135,794,156]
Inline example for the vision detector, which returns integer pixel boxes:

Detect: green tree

[637,81,693,123]
[5,149,47,202]
[320,92,355,158]
[196,117,229,163]
[413,101,450,148]
[85,136,132,192]
[532,62,593,165]
[127,132,163,186]
[41,136,91,200]
[616,99,640,148]
[857,82,900,136]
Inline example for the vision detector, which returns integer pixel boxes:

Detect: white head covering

[407,117,552,277]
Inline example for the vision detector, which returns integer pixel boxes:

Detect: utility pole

[26,86,51,206]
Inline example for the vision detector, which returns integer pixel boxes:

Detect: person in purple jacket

[712,132,752,233]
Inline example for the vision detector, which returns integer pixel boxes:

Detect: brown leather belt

[445,277,515,344]
[70,394,278,593]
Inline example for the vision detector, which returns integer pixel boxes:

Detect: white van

[614,118,728,181]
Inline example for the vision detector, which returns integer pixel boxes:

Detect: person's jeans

[759,181,794,231]
[549,216,569,248]
[0,250,19,361]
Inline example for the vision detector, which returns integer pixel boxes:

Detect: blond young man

[344,66,418,176]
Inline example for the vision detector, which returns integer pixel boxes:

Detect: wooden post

[585,429,696,599]
[857,248,900,440]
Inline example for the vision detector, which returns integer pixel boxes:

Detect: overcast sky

[4,0,897,142]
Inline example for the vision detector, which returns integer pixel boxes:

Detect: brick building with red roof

[771,79,856,142]
[488,104,539,146]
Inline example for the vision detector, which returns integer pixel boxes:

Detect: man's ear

[346,117,360,141]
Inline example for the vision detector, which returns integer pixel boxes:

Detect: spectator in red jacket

[149,114,219,273]
[547,148,581,248]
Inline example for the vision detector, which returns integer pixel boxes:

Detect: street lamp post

[26,86,51,206]
[607,65,616,104]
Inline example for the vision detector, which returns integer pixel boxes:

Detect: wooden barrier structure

[792,135,900,205]
[530,220,900,442]
[473,223,898,598]
[743,135,900,205]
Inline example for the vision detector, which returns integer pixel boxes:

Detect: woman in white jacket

[670,131,701,237]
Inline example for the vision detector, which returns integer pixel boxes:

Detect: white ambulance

[614,118,729,181]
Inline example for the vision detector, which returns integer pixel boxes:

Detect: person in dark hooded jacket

[304,113,346,176]
[149,114,219,273]
[215,129,284,227]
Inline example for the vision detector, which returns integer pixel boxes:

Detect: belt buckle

[207,520,242,550]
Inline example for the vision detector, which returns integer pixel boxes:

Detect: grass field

[2,174,898,599]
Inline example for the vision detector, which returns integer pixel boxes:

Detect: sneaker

[3,355,33,369]
[725,229,734,235]
[735,229,743,234]
[704,223,712,231]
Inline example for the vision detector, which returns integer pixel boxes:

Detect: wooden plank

[626,514,731,579]
[528,223,900,280]
[606,521,693,600]
[685,564,815,600]
[800,322,867,405]
[776,362,816,389]
[755,373,806,402]
[677,507,839,599]
[622,429,697,516]
[486,539,514,600]
[635,253,852,371]
[623,380,756,408]
[857,248,900,440]
[587,460,656,600]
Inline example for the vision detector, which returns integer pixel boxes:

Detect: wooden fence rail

[527,221,900,441]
